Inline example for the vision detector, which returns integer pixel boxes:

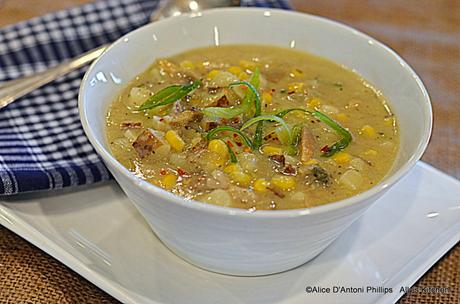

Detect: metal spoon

[0,0,240,110]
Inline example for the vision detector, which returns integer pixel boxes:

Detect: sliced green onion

[139,80,202,110]
[225,142,238,163]
[203,69,262,119]
[229,80,261,116]
[202,106,245,119]
[287,124,303,155]
[206,126,253,149]
[312,111,352,157]
[275,108,309,118]
[241,115,292,143]
[275,107,352,157]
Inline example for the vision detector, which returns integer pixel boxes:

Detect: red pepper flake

[226,140,234,148]
[233,133,238,138]
[177,167,186,177]
[240,85,248,90]
[159,168,167,176]
[159,118,164,122]
[321,145,330,153]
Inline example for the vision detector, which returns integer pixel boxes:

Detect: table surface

[0,0,459,303]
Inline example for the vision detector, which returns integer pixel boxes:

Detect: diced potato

[289,191,305,202]
[350,158,366,171]
[151,116,170,132]
[165,130,185,152]
[332,152,351,165]
[271,175,296,191]
[321,104,339,115]
[209,71,238,87]
[204,189,233,207]
[154,144,171,159]
[123,129,140,141]
[261,145,284,156]
[208,139,229,159]
[239,152,258,171]
[339,170,363,190]
[169,153,187,168]
[364,149,378,156]
[361,125,376,137]
[253,178,269,192]
[162,174,177,190]
[127,87,150,107]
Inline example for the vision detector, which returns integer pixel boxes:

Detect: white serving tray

[1,161,459,304]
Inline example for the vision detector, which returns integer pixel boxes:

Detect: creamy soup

[106,45,399,210]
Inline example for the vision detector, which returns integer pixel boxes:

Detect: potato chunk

[132,129,164,158]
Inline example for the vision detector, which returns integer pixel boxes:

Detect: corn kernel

[290,68,303,78]
[361,125,376,137]
[365,149,378,156]
[239,60,257,70]
[180,60,194,69]
[253,179,269,192]
[332,152,351,165]
[262,92,272,105]
[228,66,242,76]
[162,173,177,190]
[303,159,319,166]
[261,145,284,156]
[288,82,304,93]
[224,163,240,174]
[384,117,395,126]
[207,69,220,80]
[165,130,185,152]
[230,171,252,186]
[335,113,348,122]
[238,71,249,80]
[271,175,296,191]
[208,139,228,159]
[307,97,322,109]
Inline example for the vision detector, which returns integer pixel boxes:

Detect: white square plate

[1,161,459,304]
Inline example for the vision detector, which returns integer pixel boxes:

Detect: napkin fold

[0,0,290,195]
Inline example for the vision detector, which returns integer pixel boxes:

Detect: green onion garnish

[275,108,352,157]
[225,142,238,163]
[311,111,352,157]
[206,126,253,149]
[241,115,292,144]
[139,80,202,110]
[203,69,261,120]
[202,106,246,119]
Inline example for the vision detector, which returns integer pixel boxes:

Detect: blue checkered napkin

[0,0,291,195]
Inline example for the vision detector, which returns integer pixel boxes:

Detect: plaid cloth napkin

[0,0,291,195]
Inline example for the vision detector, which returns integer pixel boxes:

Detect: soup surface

[106,45,399,210]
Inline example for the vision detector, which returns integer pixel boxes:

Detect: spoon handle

[0,44,107,110]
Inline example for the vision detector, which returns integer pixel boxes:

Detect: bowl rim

[78,7,433,218]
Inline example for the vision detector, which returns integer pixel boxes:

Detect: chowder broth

[106,45,399,210]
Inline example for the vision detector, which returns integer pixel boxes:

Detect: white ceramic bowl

[79,8,432,276]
